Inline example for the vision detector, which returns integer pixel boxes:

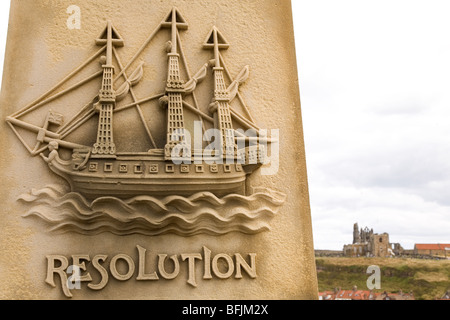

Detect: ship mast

[204,27,236,161]
[92,21,124,158]
[161,8,190,161]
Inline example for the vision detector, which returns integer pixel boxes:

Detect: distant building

[414,244,450,258]
[314,250,343,257]
[319,287,375,300]
[318,286,414,300]
[343,223,404,257]
[375,290,415,301]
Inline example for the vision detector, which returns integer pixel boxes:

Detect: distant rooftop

[415,244,450,250]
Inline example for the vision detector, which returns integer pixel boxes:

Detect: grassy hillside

[316,257,450,300]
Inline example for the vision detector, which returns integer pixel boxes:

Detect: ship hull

[48,154,247,199]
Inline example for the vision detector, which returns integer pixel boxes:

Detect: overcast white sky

[293,0,450,250]
[0,1,449,250]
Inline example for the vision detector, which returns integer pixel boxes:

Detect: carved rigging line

[6,117,86,151]
[114,93,165,113]
[7,121,34,154]
[57,99,97,135]
[57,44,149,142]
[6,10,266,154]
[176,29,207,134]
[58,46,151,140]
[11,46,106,118]
[9,17,260,150]
[182,101,214,123]
[230,109,260,133]
[14,70,103,119]
[60,109,96,140]
[219,53,256,125]
[114,23,162,81]
[112,47,157,149]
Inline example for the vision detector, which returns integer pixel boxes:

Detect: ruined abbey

[343,223,404,257]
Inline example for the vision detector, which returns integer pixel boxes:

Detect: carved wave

[19,185,286,236]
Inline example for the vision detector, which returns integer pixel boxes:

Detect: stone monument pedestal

[0,0,317,300]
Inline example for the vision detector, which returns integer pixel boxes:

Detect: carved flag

[48,111,64,126]
[184,63,208,94]
[116,62,145,101]
[228,65,250,102]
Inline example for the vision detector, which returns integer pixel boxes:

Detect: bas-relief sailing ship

[6,8,271,200]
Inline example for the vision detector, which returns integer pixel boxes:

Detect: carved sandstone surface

[19,185,286,236]
[0,0,317,300]
[5,3,285,235]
